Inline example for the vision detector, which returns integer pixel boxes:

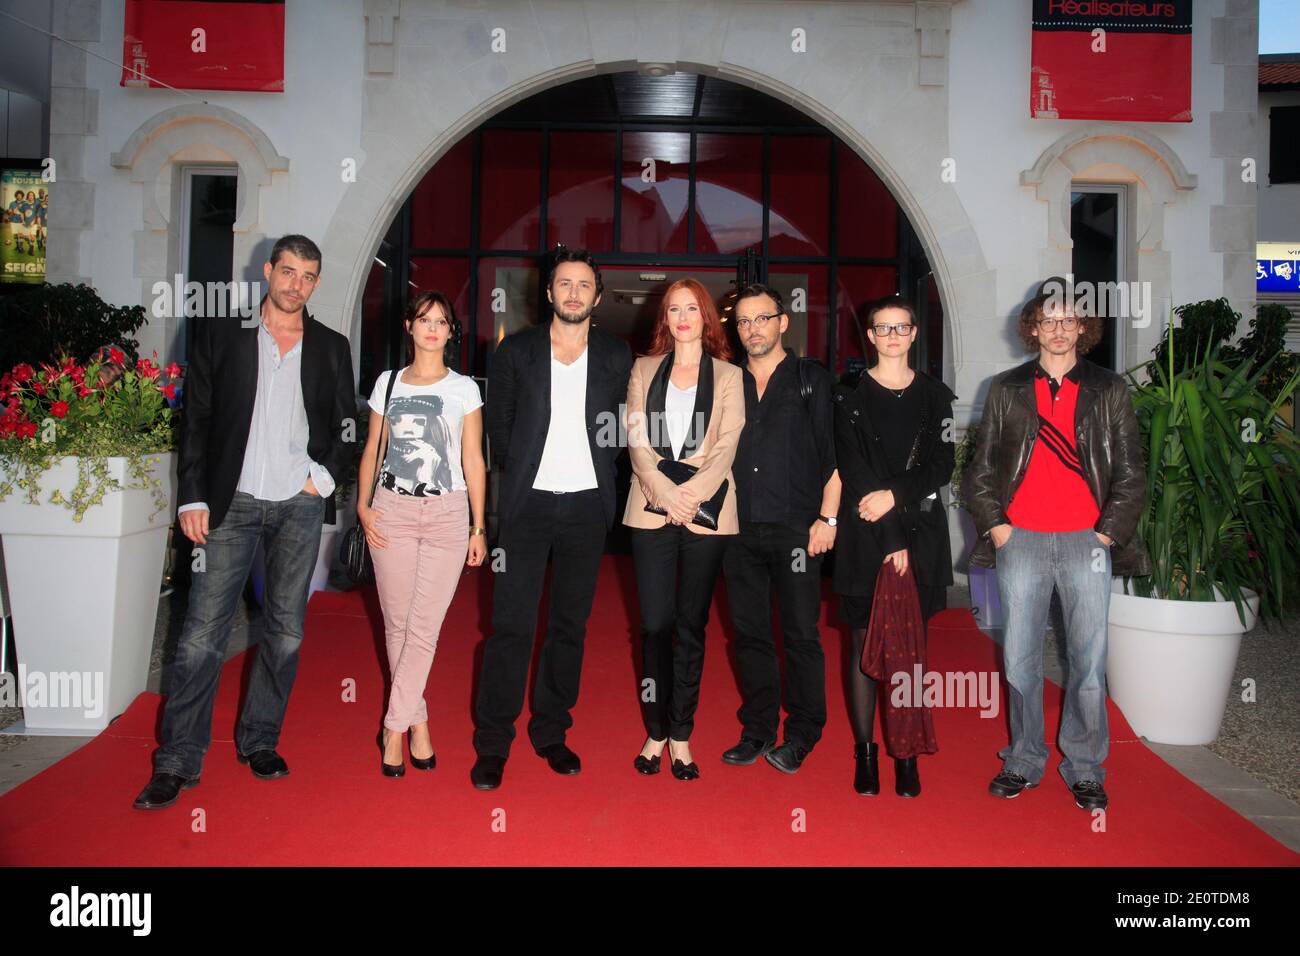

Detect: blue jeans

[995,527,1111,787]
[154,490,325,778]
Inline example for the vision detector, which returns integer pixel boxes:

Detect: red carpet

[0,556,1295,866]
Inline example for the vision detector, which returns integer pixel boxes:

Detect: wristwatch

[817,514,838,527]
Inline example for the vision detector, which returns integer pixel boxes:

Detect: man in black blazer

[134,235,356,810]
[471,248,633,789]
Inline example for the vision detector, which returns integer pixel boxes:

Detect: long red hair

[647,278,733,362]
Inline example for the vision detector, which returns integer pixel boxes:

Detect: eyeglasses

[415,317,451,330]
[871,323,915,337]
[1037,317,1079,332]
[735,314,780,331]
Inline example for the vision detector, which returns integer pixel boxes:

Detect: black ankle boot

[894,756,920,797]
[854,742,880,795]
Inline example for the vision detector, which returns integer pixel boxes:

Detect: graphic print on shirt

[383,394,454,494]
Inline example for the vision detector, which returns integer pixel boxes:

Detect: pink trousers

[369,486,468,732]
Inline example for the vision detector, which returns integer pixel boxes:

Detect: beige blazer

[621,351,745,535]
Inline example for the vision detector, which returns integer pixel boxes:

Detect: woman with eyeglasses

[623,278,744,780]
[358,290,488,776]
[832,296,957,798]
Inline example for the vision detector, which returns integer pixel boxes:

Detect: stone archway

[314,0,988,403]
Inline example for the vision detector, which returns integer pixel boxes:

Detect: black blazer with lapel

[487,321,634,529]
[178,308,357,530]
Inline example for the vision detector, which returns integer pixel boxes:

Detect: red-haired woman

[623,279,744,780]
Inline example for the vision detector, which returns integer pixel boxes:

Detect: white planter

[1106,580,1259,746]
[0,453,177,735]
[968,565,1004,629]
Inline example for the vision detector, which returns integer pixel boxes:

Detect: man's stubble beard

[268,288,306,315]
[553,303,594,325]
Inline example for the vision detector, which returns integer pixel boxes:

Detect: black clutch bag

[643,459,728,531]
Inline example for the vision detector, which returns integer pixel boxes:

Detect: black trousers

[473,488,606,758]
[630,524,731,741]
[722,520,827,747]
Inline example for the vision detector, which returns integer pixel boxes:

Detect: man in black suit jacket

[134,235,356,810]
[471,249,633,789]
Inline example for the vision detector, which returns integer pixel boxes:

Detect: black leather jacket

[963,357,1150,576]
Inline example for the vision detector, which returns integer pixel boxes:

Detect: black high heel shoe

[669,741,699,781]
[634,737,665,775]
[894,756,920,797]
[377,729,405,777]
[408,729,436,771]
[854,742,880,795]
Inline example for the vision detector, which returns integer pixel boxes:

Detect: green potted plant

[0,282,147,375]
[0,348,180,734]
[1108,301,1300,745]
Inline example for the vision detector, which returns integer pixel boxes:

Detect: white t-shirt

[532,349,598,492]
[368,367,483,495]
[665,381,697,459]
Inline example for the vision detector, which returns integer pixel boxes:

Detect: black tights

[849,626,931,746]
[849,628,877,746]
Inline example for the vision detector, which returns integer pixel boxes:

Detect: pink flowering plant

[0,349,180,521]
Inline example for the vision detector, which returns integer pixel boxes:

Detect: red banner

[121,0,284,93]
[1030,0,1193,122]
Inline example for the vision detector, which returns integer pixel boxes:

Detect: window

[178,166,237,359]
[370,74,931,377]
[1269,106,1300,185]
[1070,187,1125,371]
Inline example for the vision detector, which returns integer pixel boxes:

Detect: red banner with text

[1030,0,1193,122]
[121,0,284,93]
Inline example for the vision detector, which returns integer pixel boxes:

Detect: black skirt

[839,583,947,628]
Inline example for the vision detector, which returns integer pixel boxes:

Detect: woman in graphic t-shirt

[357,290,487,776]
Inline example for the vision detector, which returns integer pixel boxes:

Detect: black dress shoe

[853,742,880,795]
[470,755,506,790]
[988,769,1039,799]
[537,743,581,775]
[132,772,199,810]
[377,730,405,777]
[670,758,700,781]
[894,756,921,797]
[765,741,811,775]
[408,730,435,771]
[634,754,661,775]
[1071,779,1109,811]
[237,749,289,780]
[721,736,776,766]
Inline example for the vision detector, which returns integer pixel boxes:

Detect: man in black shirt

[722,283,841,773]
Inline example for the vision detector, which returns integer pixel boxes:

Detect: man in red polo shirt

[963,277,1148,810]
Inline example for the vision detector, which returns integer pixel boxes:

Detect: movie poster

[1,170,47,284]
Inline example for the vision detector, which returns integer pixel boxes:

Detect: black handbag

[339,368,398,583]
[643,458,729,531]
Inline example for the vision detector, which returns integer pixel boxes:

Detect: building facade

[27,0,1260,422]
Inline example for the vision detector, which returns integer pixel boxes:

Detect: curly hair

[1016,281,1104,355]
[648,278,733,362]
